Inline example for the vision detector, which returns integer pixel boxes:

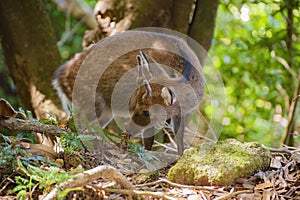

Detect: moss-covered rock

[168,139,270,185]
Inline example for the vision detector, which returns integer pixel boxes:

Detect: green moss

[168,139,270,185]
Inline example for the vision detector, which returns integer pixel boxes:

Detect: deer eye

[142,110,150,117]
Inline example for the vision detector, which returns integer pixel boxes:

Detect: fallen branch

[99,187,178,200]
[262,146,292,154]
[0,117,68,137]
[136,178,227,193]
[42,165,134,200]
[214,189,252,200]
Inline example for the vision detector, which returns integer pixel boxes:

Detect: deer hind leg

[95,94,114,128]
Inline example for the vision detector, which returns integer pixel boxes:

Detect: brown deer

[52,30,205,155]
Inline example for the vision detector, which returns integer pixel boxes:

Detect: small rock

[168,139,270,185]
[132,169,159,184]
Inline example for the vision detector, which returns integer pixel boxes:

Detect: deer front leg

[173,114,185,155]
[142,126,155,150]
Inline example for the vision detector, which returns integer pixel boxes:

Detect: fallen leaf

[262,190,272,200]
[0,98,17,118]
[276,189,287,194]
[254,182,273,190]
[21,142,58,160]
[243,183,255,189]
[270,157,282,168]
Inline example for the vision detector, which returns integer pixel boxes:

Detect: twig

[262,145,292,154]
[185,127,216,143]
[293,95,300,102]
[271,51,296,78]
[154,140,177,153]
[57,15,87,46]
[214,189,252,200]
[276,83,290,111]
[282,70,300,145]
[30,182,40,200]
[42,165,134,200]
[136,178,227,193]
[163,122,177,148]
[0,177,14,194]
[0,117,68,136]
[199,190,208,200]
[100,188,178,200]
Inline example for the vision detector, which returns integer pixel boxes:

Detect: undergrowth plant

[12,159,75,200]
[0,135,29,169]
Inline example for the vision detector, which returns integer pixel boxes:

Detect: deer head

[125,50,176,135]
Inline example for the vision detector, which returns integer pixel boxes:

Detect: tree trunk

[188,0,219,51]
[170,0,194,34]
[84,0,218,52]
[0,0,66,119]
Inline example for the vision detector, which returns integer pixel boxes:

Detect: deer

[52,30,205,155]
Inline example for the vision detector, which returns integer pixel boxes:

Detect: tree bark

[188,0,219,51]
[84,0,218,52]
[282,0,297,146]
[170,0,194,34]
[87,0,173,44]
[0,0,66,119]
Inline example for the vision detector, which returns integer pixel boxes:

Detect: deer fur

[53,30,205,154]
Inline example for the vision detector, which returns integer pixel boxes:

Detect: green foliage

[209,0,300,146]
[12,176,34,200]
[0,133,64,199]
[0,131,42,169]
[42,0,96,61]
[39,115,60,126]
[0,112,84,198]
[0,134,29,168]
[12,159,75,197]
[63,112,160,169]
[58,187,83,199]
[59,131,96,155]
[0,132,54,171]
[128,143,160,170]
[18,108,37,122]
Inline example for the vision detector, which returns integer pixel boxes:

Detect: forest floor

[0,98,299,199]
[0,139,299,200]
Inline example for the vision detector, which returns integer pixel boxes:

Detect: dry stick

[136,178,227,193]
[0,177,13,194]
[282,71,300,145]
[199,190,208,200]
[42,165,134,200]
[271,51,296,78]
[262,145,292,154]
[100,188,179,200]
[214,189,252,200]
[0,117,67,136]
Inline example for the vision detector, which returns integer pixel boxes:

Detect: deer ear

[161,87,172,106]
[143,80,152,99]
